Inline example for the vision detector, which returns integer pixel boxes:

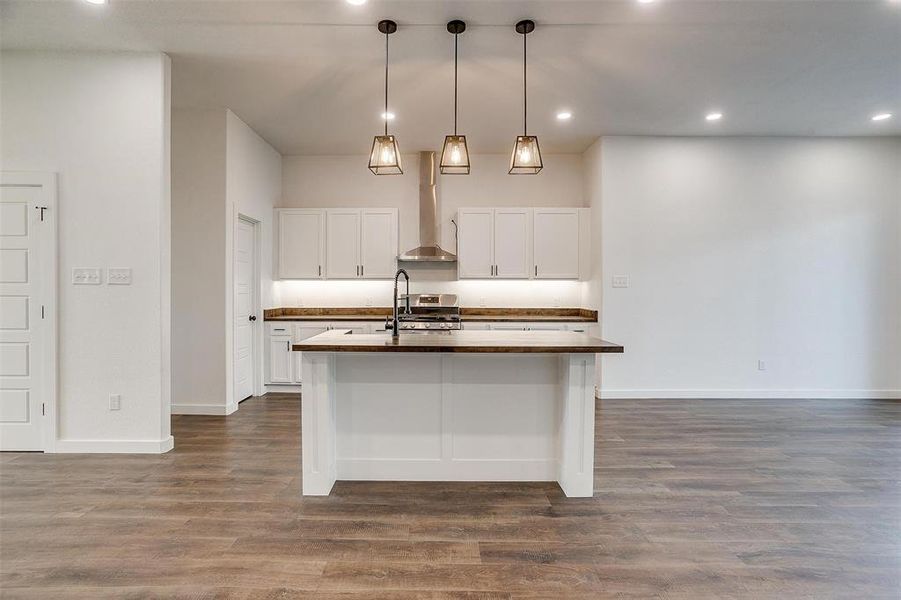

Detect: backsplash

[272,278,587,309]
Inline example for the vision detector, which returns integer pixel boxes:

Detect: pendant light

[509,19,542,175]
[440,20,470,175]
[369,20,403,175]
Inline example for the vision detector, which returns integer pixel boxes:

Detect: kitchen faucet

[389,268,410,339]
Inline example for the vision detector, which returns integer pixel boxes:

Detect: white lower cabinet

[268,335,293,384]
[266,319,592,385]
[267,321,375,385]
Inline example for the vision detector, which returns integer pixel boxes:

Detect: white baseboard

[171,403,238,415]
[53,435,174,454]
[598,389,901,400]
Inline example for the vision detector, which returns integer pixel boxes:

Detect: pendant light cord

[454,32,458,135]
[523,30,528,136]
[384,29,389,137]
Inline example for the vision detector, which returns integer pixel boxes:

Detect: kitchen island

[295,330,623,497]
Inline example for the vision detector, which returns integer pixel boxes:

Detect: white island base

[301,351,597,497]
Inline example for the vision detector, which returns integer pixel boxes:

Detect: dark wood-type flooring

[2,395,899,598]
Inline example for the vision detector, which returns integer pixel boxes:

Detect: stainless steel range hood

[398,151,457,262]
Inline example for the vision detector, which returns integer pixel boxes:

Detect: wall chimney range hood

[398,151,457,262]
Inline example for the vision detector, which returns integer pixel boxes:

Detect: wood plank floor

[2,394,899,599]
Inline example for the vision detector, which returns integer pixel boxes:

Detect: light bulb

[451,148,461,164]
[381,146,394,163]
[520,147,532,163]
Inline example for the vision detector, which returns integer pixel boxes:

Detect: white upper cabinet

[326,209,361,279]
[277,208,397,280]
[277,209,325,279]
[493,208,531,278]
[457,208,494,278]
[360,208,399,279]
[533,208,580,279]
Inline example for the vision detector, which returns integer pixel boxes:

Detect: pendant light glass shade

[509,20,542,175]
[440,20,470,175]
[509,135,543,174]
[369,135,403,175]
[440,135,470,174]
[369,20,403,175]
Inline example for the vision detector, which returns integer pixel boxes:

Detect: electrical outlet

[107,267,132,285]
[758,360,767,371]
[109,394,121,411]
[612,276,630,288]
[73,268,102,285]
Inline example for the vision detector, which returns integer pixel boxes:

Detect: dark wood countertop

[293,330,623,354]
[265,307,598,323]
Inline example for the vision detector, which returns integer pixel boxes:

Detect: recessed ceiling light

[637,0,657,4]
[871,112,893,121]
[346,0,367,5]
[84,0,108,4]
[556,111,573,121]
[705,112,723,122]
[381,112,395,121]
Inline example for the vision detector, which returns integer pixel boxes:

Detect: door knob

[249,315,257,321]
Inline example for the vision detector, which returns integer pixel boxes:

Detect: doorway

[233,214,260,403]
[0,172,57,451]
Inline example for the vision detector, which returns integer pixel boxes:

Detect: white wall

[592,136,901,398]
[277,153,585,307]
[171,108,228,413]
[224,110,281,407]
[1,51,173,451]
[171,108,281,414]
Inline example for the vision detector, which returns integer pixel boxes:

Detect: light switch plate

[73,268,102,285]
[108,268,132,285]
[612,276,630,288]
[109,394,121,411]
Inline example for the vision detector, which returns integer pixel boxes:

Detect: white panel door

[0,180,50,450]
[268,336,292,384]
[360,208,398,279]
[457,208,494,278]
[293,324,328,384]
[326,209,361,279]
[233,217,256,402]
[493,208,531,279]
[278,209,325,279]
[533,208,580,279]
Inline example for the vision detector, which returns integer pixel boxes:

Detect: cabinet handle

[286,340,290,351]
[318,265,322,277]
[495,265,499,277]
[535,265,538,277]
[361,264,364,277]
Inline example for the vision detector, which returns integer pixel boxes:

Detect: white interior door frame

[233,212,263,402]
[0,172,58,452]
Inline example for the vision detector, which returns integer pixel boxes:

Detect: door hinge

[42,403,46,416]
[35,206,48,221]
[41,305,45,319]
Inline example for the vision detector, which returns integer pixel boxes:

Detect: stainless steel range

[394,293,462,332]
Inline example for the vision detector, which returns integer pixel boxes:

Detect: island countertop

[293,329,624,354]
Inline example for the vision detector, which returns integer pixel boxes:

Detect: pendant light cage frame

[440,19,471,175]
[369,19,403,175]
[509,19,543,175]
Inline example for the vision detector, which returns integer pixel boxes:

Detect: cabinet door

[457,208,494,278]
[533,208,580,279]
[278,209,325,279]
[489,322,530,331]
[326,209,361,279]
[361,208,398,279]
[268,336,292,384]
[493,208,531,278]
[293,324,328,383]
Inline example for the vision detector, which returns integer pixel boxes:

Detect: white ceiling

[2,0,899,155]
